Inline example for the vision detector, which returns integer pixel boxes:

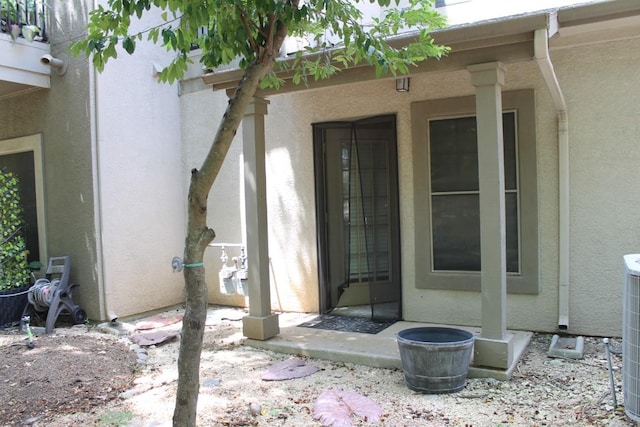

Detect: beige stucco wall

[93,5,185,319]
[181,86,321,312]
[0,0,103,318]
[1,1,187,321]
[266,66,564,330]
[553,36,640,336]
[180,87,248,307]
[182,29,639,337]
[399,64,562,333]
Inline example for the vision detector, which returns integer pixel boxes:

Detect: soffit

[552,0,640,49]
[557,0,640,28]
[204,13,549,95]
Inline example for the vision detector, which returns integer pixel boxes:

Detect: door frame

[313,114,402,318]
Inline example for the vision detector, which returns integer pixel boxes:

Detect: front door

[313,115,401,320]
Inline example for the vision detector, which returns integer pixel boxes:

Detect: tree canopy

[72,0,448,86]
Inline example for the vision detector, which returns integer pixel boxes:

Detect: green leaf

[0,169,31,290]
[70,0,448,92]
[123,36,136,54]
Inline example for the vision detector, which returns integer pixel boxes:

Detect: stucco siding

[4,0,636,334]
[180,11,639,338]
[401,65,561,333]
[0,0,102,318]
[257,66,560,331]
[180,88,248,307]
[551,37,640,336]
[264,94,320,313]
[94,6,185,318]
[44,1,99,318]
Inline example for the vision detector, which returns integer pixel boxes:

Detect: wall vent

[624,254,640,422]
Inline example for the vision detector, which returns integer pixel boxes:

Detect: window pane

[430,112,519,274]
[431,194,481,271]
[432,193,519,273]
[429,117,479,192]
[506,192,519,273]
[503,112,517,191]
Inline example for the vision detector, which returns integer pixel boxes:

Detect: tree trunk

[172,43,285,425]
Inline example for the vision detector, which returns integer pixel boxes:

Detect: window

[429,112,518,273]
[411,90,538,294]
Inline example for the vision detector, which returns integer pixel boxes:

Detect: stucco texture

[552,37,640,336]
[93,6,186,319]
[181,20,639,337]
[1,1,188,321]
[0,0,103,318]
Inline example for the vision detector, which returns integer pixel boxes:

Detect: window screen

[429,112,518,273]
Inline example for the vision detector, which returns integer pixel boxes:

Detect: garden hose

[27,278,60,312]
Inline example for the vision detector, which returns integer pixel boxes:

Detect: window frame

[428,110,520,274]
[0,134,47,267]
[411,90,538,294]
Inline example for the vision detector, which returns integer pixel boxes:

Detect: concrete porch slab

[246,314,532,381]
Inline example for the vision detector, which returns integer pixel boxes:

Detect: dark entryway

[0,151,40,264]
[313,115,401,321]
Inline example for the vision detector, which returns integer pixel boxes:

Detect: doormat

[298,315,396,334]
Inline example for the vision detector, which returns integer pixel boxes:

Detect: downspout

[89,1,113,322]
[534,25,570,329]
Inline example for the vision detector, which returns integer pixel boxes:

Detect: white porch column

[468,62,514,369]
[241,97,279,340]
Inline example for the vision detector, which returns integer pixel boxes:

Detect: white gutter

[534,23,570,330]
[89,44,108,321]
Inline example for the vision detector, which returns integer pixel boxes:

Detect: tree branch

[238,7,258,54]
[263,14,277,60]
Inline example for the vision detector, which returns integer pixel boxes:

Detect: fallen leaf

[313,389,382,426]
[337,390,383,422]
[130,331,179,346]
[261,358,319,381]
[135,313,183,330]
[314,389,352,427]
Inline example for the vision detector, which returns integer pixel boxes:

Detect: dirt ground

[0,331,136,426]
[0,306,636,427]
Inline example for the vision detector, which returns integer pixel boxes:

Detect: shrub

[0,168,30,290]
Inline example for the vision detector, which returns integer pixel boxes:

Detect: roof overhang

[558,0,640,27]
[553,0,640,48]
[0,34,51,99]
[200,0,640,96]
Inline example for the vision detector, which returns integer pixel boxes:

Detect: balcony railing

[0,0,47,42]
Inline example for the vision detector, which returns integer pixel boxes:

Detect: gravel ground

[1,306,636,426]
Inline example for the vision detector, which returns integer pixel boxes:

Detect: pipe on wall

[534,26,570,330]
[88,0,117,323]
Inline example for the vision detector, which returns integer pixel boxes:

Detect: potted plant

[0,168,32,327]
[1,0,43,41]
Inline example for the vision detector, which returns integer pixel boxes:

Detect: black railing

[0,0,47,42]
[190,26,208,51]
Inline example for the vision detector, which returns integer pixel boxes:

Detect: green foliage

[1,0,44,41]
[97,410,135,426]
[0,169,31,290]
[71,0,449,85]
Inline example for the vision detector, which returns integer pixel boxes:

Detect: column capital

[245,97,270,117]
[468,62,505,87]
